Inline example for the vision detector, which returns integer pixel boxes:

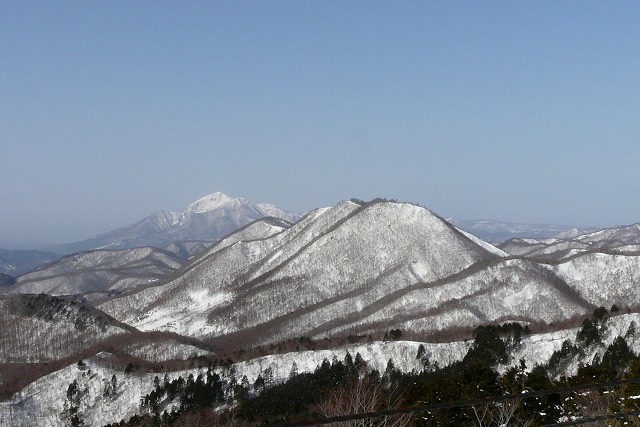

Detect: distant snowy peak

[184,191,237,214]
[49,192,301,255]
[182,192,300,223]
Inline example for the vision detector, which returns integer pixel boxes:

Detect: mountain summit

[49,192,301,255]
[184,192,236,213]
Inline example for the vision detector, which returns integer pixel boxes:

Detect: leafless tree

[315,377,412,427]
[470,398,533,427]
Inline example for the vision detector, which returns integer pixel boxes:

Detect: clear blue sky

[2,1,639,248]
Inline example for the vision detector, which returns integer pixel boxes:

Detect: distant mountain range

[0,192,300,276]
[0,193,620,277]
[498,223,640,261]
[2,217,292,301]
[2,247,185,301]
[447,218,596,242]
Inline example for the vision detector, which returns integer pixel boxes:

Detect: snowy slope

[567,223,640,245]
[2,247,185,299]
[333,258,592,338]
[0,344,454,426]
[204,217,290,256]
[48,192,301,255]
[499,238,594,260]
[0,294,130,363]
[163,241,212,259]
[0,257,16,276]
[456,229,508,257]
[0,341,468,427]
[553,252,640,308]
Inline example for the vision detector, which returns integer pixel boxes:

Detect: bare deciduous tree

[470,398,533,427]
[315,377,412,427]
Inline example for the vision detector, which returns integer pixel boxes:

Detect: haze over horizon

[2,2,639,248]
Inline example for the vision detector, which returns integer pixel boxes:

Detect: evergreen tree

[263,367,274,388]
[254,374,265,393]
[601,336,633,378]
[289,361,298,379]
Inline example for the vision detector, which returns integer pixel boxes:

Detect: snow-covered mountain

[1,247,186,300]
[499,223,640,261]
[96,199,516,348]
[560,222,640,245]
[162,241,212,259]
[48,192,301,255]
[449,218,587,243]
[162,218,290,259]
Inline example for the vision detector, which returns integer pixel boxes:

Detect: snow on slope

[96,201,362,335]
[553,252,640,308]
[0,257,16,276]
[163,241,212,259]
[334,258,592,338]
[499,238,594,260]
[0,295,129,363]
[570,223,640,245]
[122,339,213,361]
[0,340,467,427]
[513,313,640,377]
[2,247,185,298]
[449,219,578,242]
[0,353,165,427]
[456,229,508,257]
[204,217,289,255]
[97,200,500,346]
[256,202,301,224]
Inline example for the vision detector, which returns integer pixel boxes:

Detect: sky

[1,1,639,248]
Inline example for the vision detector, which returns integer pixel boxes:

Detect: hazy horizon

[0,190,611,250]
